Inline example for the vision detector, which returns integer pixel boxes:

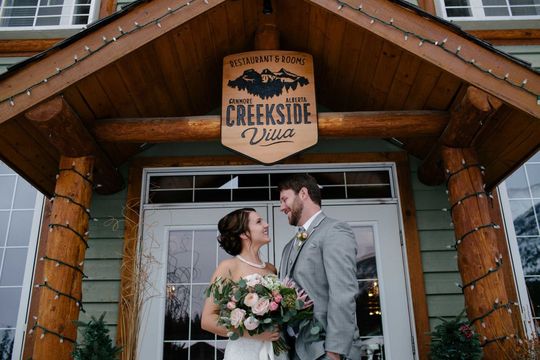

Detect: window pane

[356,280,383,336]
[163,341,189,359]
[527,164,540,198]
[0,212,9,247]
[526,277,540,319]
[484,6,510,15]
[518,237,540,276]
[530,152,540,162]
[190,341,219,360]
[168,231,193,284]
[0,248,28,286]
[194,189,230,202]
[311,172,344,185]
[13,179,36,209]
[353,226,377,279]
[506,167,529,198]
[0,329,15,360]
[6,210,33,246]
[320,186,346,199]
[510,200,539,235]
[149,190,192,204]
[348,185,391,199]
[192,231,217,283]
[232,188,269,202]
[0,288,21,328]
[237,174,268,188]
[164,285,190,340]
[150,176,193,191]
[0,163,13,175]
[0,177,15,209]
[195,175,231,189]
[190,286,213,340]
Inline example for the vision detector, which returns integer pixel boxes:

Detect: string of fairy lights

[0,0,539,108]
[444,158,521,348]
[32,165,94,344]
[335,0,540,103]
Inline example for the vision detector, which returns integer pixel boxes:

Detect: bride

[201,208,289,360]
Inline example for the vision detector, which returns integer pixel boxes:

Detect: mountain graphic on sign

[227,68,309,99]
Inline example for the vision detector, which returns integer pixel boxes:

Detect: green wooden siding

[496,45,540,70]
[0,57,26,74]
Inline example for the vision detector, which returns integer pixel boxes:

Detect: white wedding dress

[223,337,290,360]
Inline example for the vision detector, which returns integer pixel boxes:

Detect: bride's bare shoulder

[211,258,237,280]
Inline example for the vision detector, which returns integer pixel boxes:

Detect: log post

[32,156,94,359]
[441,146,518,359]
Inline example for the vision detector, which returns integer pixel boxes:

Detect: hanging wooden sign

[221,50,318,164]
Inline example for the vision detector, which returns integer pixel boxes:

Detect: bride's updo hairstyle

[217,208,255,256]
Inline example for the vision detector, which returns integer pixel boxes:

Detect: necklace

[236,255,266,269]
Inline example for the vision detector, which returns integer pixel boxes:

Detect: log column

[442,146,518,358]
[32,156,94,359]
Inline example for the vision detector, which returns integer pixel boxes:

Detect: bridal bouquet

[205,273,319,355]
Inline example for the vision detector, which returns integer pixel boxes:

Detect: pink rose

[230,308,246,328]
[269,301,279,311]
[273,293,283,303]
[226,301,236,310]
[244,293,259,307]
[252,298,270,315]
[244,316,260,331]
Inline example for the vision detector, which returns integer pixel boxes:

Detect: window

[0,161,43,360]
[437,0,540,20]
[0,0,98,30]
[147,168,394,205]
[500,151,540,335]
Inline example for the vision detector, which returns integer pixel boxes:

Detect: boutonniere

[296,230,309,247]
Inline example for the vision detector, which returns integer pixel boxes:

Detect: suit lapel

[280,240,294,278]
[286,212,326,277]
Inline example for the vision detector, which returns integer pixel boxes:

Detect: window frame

[0,0,100,37]
[434,0,540,24]
[498,182,537,337]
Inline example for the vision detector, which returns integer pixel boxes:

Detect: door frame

[118,152,429,359]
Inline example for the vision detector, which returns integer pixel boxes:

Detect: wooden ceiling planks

[424,71,463,110]
[307,1,329,88]
[332,23,366,111]
[403,63,442,110]
[317,12,347,108]
[94,63,141,118]
[384,51,422,110]
[225,0,248,55]
[276,0,311,52]
[62,86,97,126]
[348,32,384,111]
[75,74,119,119]
[365,42,404,111]
[151,34,194,116]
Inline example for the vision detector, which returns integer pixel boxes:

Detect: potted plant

[430,311,482,360]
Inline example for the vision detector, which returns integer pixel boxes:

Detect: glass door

[138,206,270,360]
[273,204,415,359]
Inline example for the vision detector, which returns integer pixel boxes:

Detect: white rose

[252,298,270,316]
[244,316,260,331]
[230,308,246,328]
[244,273,262,287]
[261,274,279,290]
[244,292,259,307]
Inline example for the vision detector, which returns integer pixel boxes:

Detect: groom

[278,174,362,360]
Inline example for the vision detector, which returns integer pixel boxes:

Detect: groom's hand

[326,351,341,360]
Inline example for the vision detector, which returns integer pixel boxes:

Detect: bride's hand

[248,329,281,342]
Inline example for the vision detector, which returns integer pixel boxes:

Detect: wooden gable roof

[0,0,538,195]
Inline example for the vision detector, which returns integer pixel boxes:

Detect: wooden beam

[0,39,61,56]
[417,0,436,15]
[25,96,123,194]
[468,29,540,46]
[0,0,227,124]
[91,111,449,142]
[441,147,519,358]
[32,156,93,359]
[418,87,502,185]
[306,0,540,119]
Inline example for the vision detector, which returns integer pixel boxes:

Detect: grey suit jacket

[280,212,362,360]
